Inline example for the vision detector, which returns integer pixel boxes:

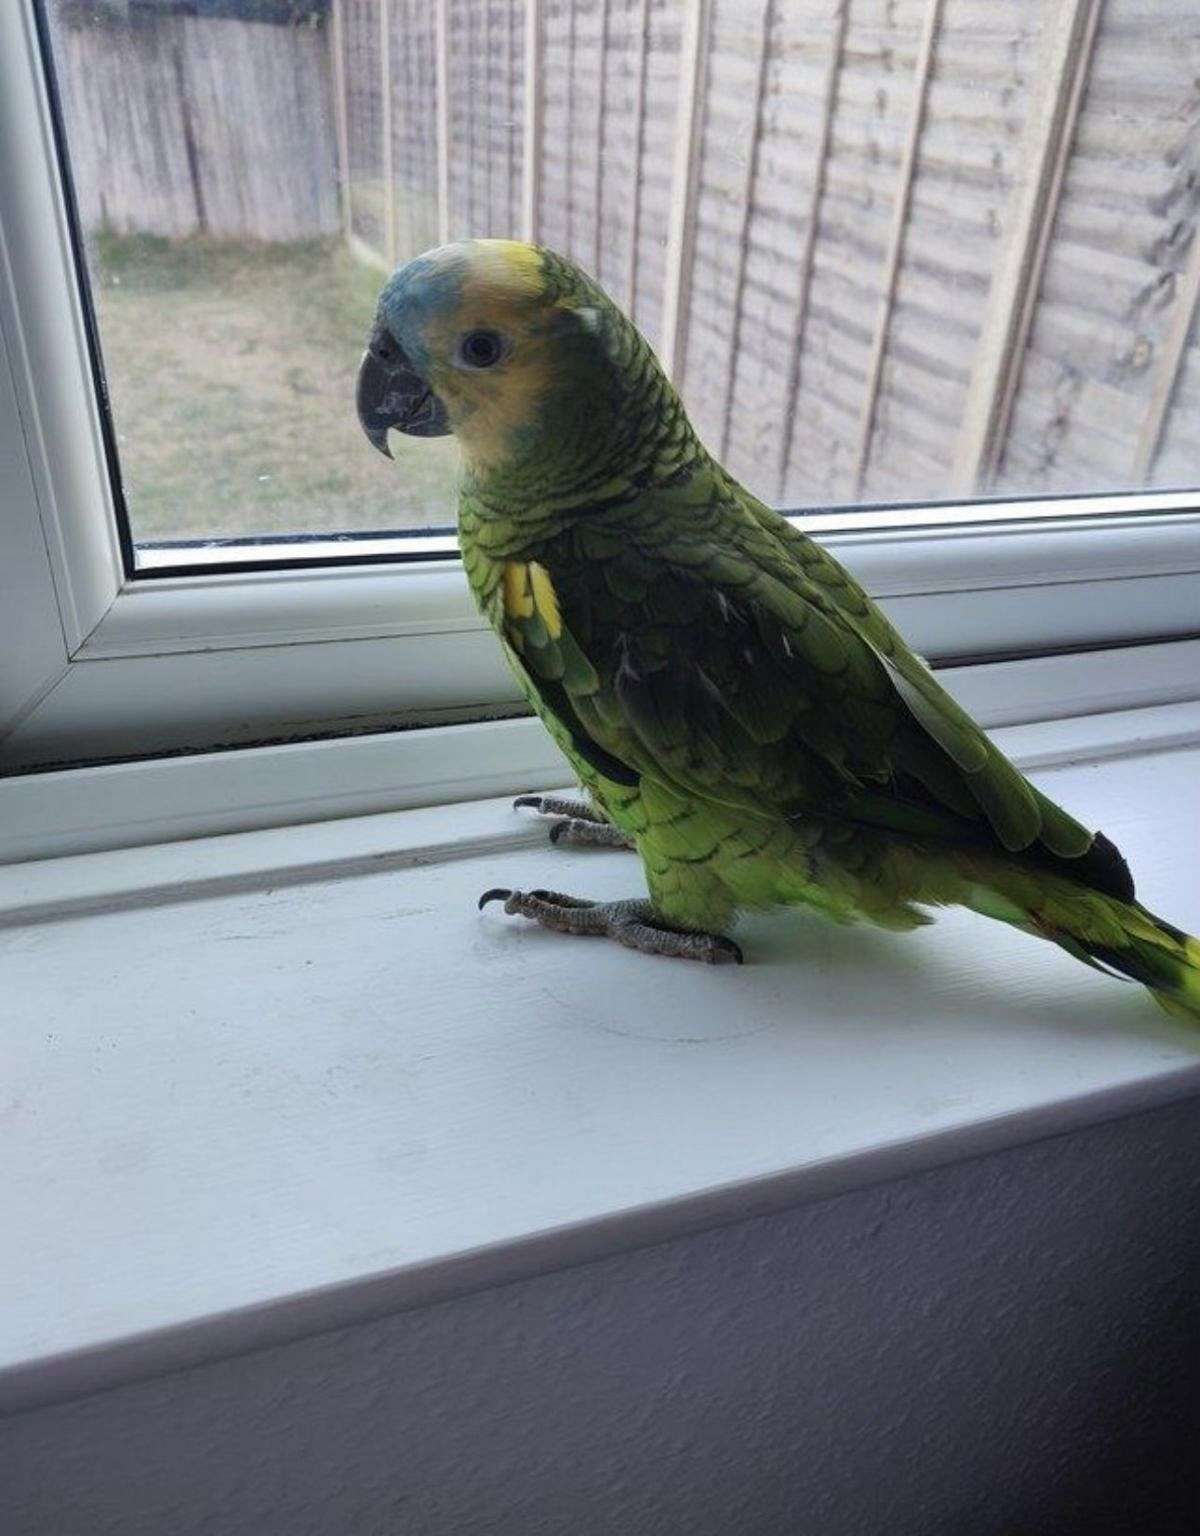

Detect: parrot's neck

[458,344,706,524]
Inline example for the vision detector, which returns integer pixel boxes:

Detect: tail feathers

[1083,903,1200,1022]
[965,881,1200,1021]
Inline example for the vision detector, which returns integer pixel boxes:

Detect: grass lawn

[89,233,460,543]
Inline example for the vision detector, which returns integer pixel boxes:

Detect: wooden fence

[51,5,341,242]
[51,0,1200,507]
[333,0,1200,507]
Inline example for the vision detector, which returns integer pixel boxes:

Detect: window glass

[44,0,1200,563]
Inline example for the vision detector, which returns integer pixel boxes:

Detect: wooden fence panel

[387,0,442,259]
[537,0,601,266]
[344,0,386,252]
[54,13,208,239]
[779,0,931,505]
[1147,231,1200,486]
[997,0,1200,497]
[51,0,1200,509]
[677,0,763,455]
[593,0,650,307]
[178,16,340,241]
[348,0,1200,507]
[53,9,339,243]
[445,0,523,243]
[565,0,611,267]
[530,0,679,356]
[487,0,525,238]
[859,0,1044,501]
[717,0,846,502]
[626,0,684,354]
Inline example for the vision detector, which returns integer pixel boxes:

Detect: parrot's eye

[457,329,505,369]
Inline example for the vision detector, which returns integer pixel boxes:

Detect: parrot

[356,237,1200,1018]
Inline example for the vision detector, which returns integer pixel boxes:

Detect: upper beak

[356,323,450,457]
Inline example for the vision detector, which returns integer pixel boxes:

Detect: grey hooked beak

[356,323,450,457]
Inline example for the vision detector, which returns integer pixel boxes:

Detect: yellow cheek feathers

[503,560,562,646]
[422,246,559,469]
[435,336,556,470]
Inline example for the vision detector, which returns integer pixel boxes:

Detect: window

[1,0,1198,778]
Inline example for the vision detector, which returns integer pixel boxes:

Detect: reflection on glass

[47,0,1200,549]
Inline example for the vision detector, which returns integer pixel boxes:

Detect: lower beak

[356,327,450,456]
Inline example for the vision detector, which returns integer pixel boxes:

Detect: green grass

[88,232,460,543]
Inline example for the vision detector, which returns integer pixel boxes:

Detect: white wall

[3,1097,1198,1536]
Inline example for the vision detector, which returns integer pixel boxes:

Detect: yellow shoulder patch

[503,560,562,639]
[527,562,562,638]
[502,561,534,621]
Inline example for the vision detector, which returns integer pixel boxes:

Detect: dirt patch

[89,234,460,542]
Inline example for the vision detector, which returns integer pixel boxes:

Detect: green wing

[498,471,1132,901]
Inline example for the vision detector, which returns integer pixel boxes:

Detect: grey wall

[3,1097,1199,1536]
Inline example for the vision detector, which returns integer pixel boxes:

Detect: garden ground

[90,234,460,544]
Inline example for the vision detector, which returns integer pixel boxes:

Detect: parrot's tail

[963,874,1200,1021]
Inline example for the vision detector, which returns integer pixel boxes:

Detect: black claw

[702,936,744,965]
[478,887,513,910]
[512,795,543,812]
[548,820,567,844]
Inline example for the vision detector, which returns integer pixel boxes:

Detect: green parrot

[356,238,1200,1017]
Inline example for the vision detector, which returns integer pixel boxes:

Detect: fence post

[718,0,773,462]
[851,0,945,499]
[1133,232,1200,483]
[329,0,352,242]
[624,0,650,313]
[950,0,1103,495]
[659,0,712,383]
[380,0,396,266]
[522,0,543,243]
[435,0,450,244]
[775,0,848,501]
[591,0,611,275]
[504,0,518,227]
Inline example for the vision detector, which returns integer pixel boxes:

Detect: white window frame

[2,0,1199,777]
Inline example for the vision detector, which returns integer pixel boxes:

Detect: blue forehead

[378,250,466,363]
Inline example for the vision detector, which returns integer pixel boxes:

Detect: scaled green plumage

[360,239,1200,1018]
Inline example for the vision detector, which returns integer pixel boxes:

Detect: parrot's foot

[512,794,635,850]
[478,888,743,965]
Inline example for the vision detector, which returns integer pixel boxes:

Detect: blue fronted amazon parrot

[356,239,1199,1017]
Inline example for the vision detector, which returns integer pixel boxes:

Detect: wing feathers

[493,495,1129,901]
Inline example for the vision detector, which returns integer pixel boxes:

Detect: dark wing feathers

[743,498,1132,898]
[500,568,640,787]
[502,482,1133,903]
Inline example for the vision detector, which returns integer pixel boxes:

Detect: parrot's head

[356,238,661,480]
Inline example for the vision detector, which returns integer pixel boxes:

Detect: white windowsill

[3,698,1200,1417]
[5,636,1200,866]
